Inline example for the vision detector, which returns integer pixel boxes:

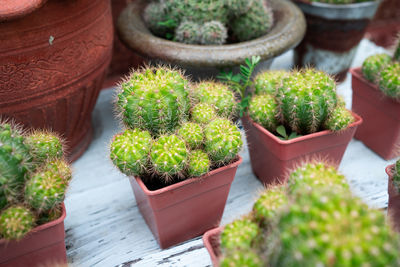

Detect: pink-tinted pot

[0,203,67,267]
[351,68,400,160]
[203,227,223,267]
[242,113,362,186]
[387,164,400,232]
[129,157,242,249]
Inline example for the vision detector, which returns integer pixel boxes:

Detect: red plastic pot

[203,227,223,267]
[129,157,242,249]
[0,203,67,267]
[387,165,400,232]
[351,68,400,160]
[242,114,362,186]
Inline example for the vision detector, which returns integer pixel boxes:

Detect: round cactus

[177,122,203,149]
[361,54,392,82]
[231,0,274,42]
[276,69,338,135]
[204,118,242,164]
[110,129,152,176]
[248,94,278,132]
[45,159,72,183]
[143,2,171,37]
[324,106,355,131]
[220,249,263,267]
[0,205,35,240]
[221,217,260,250]
[26,131,63,163]
[150,134,188,179]
[116,67,190,135]
[254,70,288,95]
[379,62,400,100]
[252,185,288,224]
[175,20,202,44]
[187,150,210,177]
[191,103,218,124]
[226,0,254,17]
[199,21,228,45]
[193,81,238,118]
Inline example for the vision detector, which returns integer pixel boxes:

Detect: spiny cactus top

[379,62,400,100]
[254,70,288,95]
[252,185,288,224]
[392,159,400,193]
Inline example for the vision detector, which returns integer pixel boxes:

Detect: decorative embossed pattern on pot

[0,0,113,161]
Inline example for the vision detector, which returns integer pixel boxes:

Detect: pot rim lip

[294,0,380,9]
[386,164,395,177]
[133,156,243,196]
[0,0,48,22]
[203,226,223,264]
[0,202,66,244]
[242,111,363,145]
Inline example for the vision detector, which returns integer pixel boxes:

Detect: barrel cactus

[361,54,392,82]
[175,20,202,44]
[177,122,203,149]
[254,70,288,95]
[187,150,210,177]
[26,131,63,164]
[248,94,278,132]
[379,62,400,100]
[252,185,288,225]
[220,249,262,267]
[324,106,355,131]
[0,205,35,240]
[191,103,218,124]
[221,217,260,251]
[199,21,228,45]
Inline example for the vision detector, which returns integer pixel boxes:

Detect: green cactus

[193,81,238,118]
[150,134,188,179]
[231,0,274,42]
[254,70,288,95]
[379,62,400,100]
[252,185,287,224]
[361,54,392,82]
[37,205,63,225]
[221,217,260,251]
[110,129,152,176]
[276,69,338,135]
[393,159,400,193]
[0,205,35,240]
[220,249,263,267]
[177,122,203,149]
[248,94,278,132]
[26,131,63,164]
[199,21,228,45]
[268,189,400,267]
[226,0,254,17]
[116,67,190,135]
[187,150,210,177]
[175,20,202,44]
[324,106,355,131]
[204,118,242,164]
[143,2,171,37]
[191,103,218,124]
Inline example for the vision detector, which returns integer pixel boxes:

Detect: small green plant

[275,125,302,140]
[392,159,400,193]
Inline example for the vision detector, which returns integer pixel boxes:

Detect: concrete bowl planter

[242,113,362,186]
[116,0,306,79]
[387,164,400,232]
[129,157,242,249]
[203,227,223,267]
[351,67,400,160]
[0,204,67,267]
[293,0,380,82]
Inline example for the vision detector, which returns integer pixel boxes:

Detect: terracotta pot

[242,114,362,186]
[293,0,380,82]
[0,204,67,267]
[117,0,306,80]
[129,157,242,249]
[203,227,223,267]
[0,0,113,161]
[387,165,400,232]
[351,68,400,160]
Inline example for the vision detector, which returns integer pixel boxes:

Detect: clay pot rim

[0,202,66,244]
[386,164,395,177]
[117,0,306,68]
[203,226,223,266]
[0,0,48,22]
[134,156,243,196]
[242,111,363,145]
[294,0,380,8]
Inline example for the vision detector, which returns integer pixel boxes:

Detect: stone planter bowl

[117,0,306,79]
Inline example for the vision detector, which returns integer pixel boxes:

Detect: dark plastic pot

[351,68,400,160]
[0,203,67,267]
[129,157,242,249]
[242,113,362,186]
[387,165,400,232]
[203,227,222,267]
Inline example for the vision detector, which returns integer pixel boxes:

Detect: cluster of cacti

[248,69,354,136]
[219,162,400,266]
[111,66,242,183]
[362,37,400,101]
[0,122,71,241]
[392,159,400,193]
[143,0,274,44]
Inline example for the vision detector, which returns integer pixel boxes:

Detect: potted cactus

[109,66,243,249]
[0,122,72,266]
[350,39,400,160]
[116,0,306,79]
[293,0,380,82]
[387,159,400,232]
[204,162,400,266]
[240,69,362,185]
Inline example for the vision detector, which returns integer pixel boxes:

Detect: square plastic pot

[387,164,400,232]
[129,157,242,249]
[351,67,400,160]
[242,114,362,186]
[203,227,223,267]
[0,203,67,267]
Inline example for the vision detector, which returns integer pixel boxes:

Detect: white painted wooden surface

[65,40,397,267]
